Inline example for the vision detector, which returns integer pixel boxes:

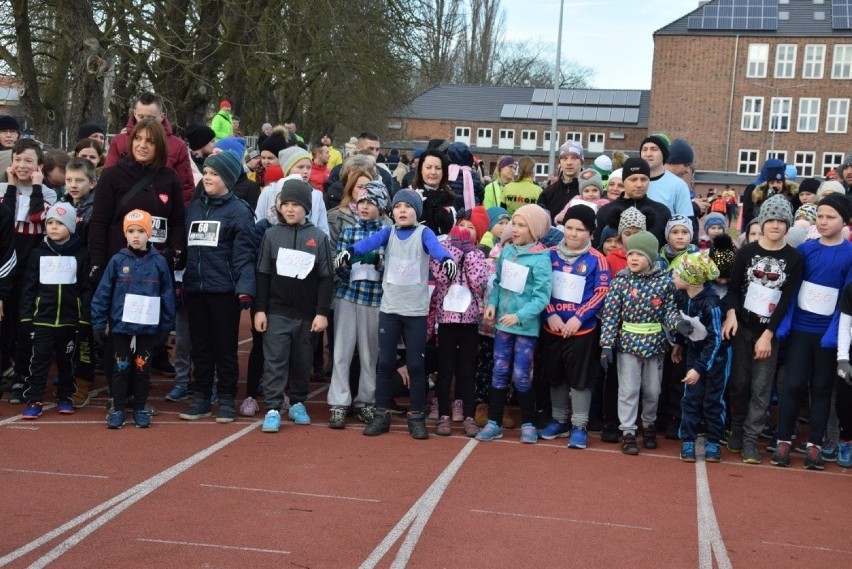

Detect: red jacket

[105,114,195,206]
[309,162,329,191]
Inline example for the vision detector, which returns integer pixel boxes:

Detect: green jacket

[211,110,233,140]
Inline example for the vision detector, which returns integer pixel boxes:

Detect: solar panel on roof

[598,91,613,105]
[612,92,627,105]
[625,109,640,123]
[531,89,547,104]
[833,0,852,29]
[687,0,778,31]
[568,107,583,121]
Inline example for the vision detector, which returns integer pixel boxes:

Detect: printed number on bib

[187,220,221,247]
[500,260,529,293]
[798,281,838,316]
[121,294,160,325]
[386,257,421,286]
[351,262,381,282]
[551,271,584,304]
[442,284,472,313]
[39,256,77,285]
[743,282,782,318]
[276,248,315,279]
[149,216,168,244]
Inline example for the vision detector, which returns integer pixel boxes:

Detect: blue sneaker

[476,419,503,441]
[539,420,570,440]
[838,441,852,468]
[56,400,75,414]
[288,402,311,425]
[567,427,588,449]
[262,410,281,433]
[519,423,538,444]
[22,402,43,420]
[165,385,188,402]
[705,442,722,462]
[821,440,839,462]
[680,441,696,462]
[107,410,125,429]
[133,410,151,428]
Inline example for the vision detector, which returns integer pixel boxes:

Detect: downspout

[724,35,740,172]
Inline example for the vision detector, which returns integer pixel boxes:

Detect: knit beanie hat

[391,189,423,219]
[487,206,510,230]
[513,204,552,241]
[667,138,694,165]
[818,192,852,223]
[764,162,786,183]
[264,164,284,185]
[260,133,289,157]
[563,204,597,232]
[541,226,565,248]
[185,124,216,151]
[578,169,603,194]
[0,115,21,133]
[279,146,312,175]
[356,180,389,212]
[46,203,77,234]
[708,234,736,279]
[675,252,720,286]
[123,209,152,237]
[703,212,727,232]
[665,214,693,239]
[640,134,670,162]
[592,155,612,179]
[622,157,651,180]
[497,156,517,171]
[469,206,490,241]
[795,203,817,224]
[618,206,647,235]
[278,178,313,214]
[627,231,659,264]
[817,180,845,199]
[559,140,584,159]
[77,122,105,141]
[798,178,820,196]
[609,168,623,181]
[204,150,242,189]
[219,100,231,109]
[758,194,794,228]
[214,137,246,159]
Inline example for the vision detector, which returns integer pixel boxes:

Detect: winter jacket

[192,172,260,212]
[328,204,358,254]
[184,191,256,296]
[605,247,627,275]
[104,114,195,205]
[595,195,672,247]
[429,243,488,325]
[488,241,552,337]
[538,177,579,223]
[19,234,90,328]
[446,143,484,206]
[59,191,95,246]
[658,243,699,272]
[543,247,610,336]
[90,246,175,336]
[501,179,543,216]
[0,203,16,300]
[210,110,233,140]
[674,284,727,378]
[336,216,391,307]
[88,158,186,268]
[416,185,460,237]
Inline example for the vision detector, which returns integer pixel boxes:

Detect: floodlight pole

[751,81,806,156]
[547,0,565,175]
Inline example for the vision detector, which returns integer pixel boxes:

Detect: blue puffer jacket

[184,191,256,296]
[90,247,175,335]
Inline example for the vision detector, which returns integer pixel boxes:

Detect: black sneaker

[771,441,792,467]
[9,382,24,404]
[407,412,429,440]
[179,397,211,420]
[621,433,639,455]
[363,411,391,436]
[642,425,658,449]
[601,423,620,443]
[727,429,744,453]
[803,444,825,471]
[216,398,236,424]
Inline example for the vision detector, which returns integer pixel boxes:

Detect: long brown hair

[128,119,167,170]
[341,166,376,208]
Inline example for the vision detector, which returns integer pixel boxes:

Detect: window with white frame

[775,44,797,78]
[746,43,769,78]
[741,96,764,130]
[826,98,850,133]
[498,128,515,149]
[797,98,820,132]
[564,131,582,144]
[520,129,537,150]
[588,132,605,153]
[454,126,471,144]
[534,163,550,177]
[832,45,852,79]
[766,150,788,162]
[794,151,816,177]
[769,97,792,131]
[822,152,843,175]
[476,127,493,147]
[738,149,760,175]
[542,130,559,151]
[803,44,825,79]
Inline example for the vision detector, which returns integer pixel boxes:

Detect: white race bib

[744,282,782,318]
[386,257,421,286]
[275,247,316,279]
[149,216,168,244]
[500,260,529,293]
[121,294,160,325]
[14,195,29,223]
[39,256,77,285]
[442,284,472,313]
[678,310,708,341]
[551,271,585,304]
[351,261,381,282]
[798,281,839,316]
[187,220,221,247]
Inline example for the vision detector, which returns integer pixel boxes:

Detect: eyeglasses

[752,269,780,281]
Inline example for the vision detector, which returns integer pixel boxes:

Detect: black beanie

[260,132,289,157]
[622,157,651,180]
[640,134,670,163]
[0,115,21,132]
[798,178,820,195]
[563,204,597,232]
[185,124,215,151]
[818,193,852,224]
[77,122,105,140]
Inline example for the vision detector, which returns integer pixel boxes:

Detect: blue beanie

[391,189,423,219]
[703,212,727,232]
[204,150,243,189]
[667,139,694,165]
[214,137,246,159]
[486,206,509,230]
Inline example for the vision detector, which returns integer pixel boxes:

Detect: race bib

[500,260,529,293]
[14,195,29,223]
[39,256,77,285]
[679,310,708,341]
[149,216,168,244]
[275,248,315,279]
[743,282,782,318]
[174,268,185,283]
[121,294,160,325]
[551,271,585,304]
[442,284,472,313]
[798,281,838,316]
[351,262,381,282]
[187,221,221,247]
[386,257,421,286]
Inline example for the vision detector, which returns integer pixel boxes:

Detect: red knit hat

[469,206,489,241]
[264,164,284,185]
[219,100,231,109]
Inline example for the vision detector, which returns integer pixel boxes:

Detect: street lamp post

[751,82,806,157]
[547,0,565,176]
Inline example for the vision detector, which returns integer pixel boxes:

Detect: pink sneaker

[451,399,464,422]
[428,397,439,420]
[239,396,259,417]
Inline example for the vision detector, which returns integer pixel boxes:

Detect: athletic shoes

[837,441,852,468]
[642,425,658,449]
[216,399,236,424]
[742,440,762,464]
[821,440,839,462]
[771,441,792,467]
[363,411,391,436]
[356,406,375,424]
[803,444,825,471]
[261,410,281,433]
[71,381,93,408]
[165,385,188,402]
[519,423,538,444]
[133,410,151,428]
[328,407,347,429]
[9,382,24,404]
[22,402,43,420]
[476,420,503,442]
[621,433,639,455]
[288,402,311,425]
[239,397,259,417]
[705,442,722,462]
[727,429,743,453]
[428,397,439,420]
[462,417,479,438]
[435,416,452,436]
[601,423,620,443]
[407,412,429,440]
[107,410,125,429]
[680,441,696,462]
[451,399,464,422]
[567,427,588,449]
[56,400,75,414]
[179,398,211,420]
[539,420,570,440]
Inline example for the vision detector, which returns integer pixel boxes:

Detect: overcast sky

[500,0,702,89]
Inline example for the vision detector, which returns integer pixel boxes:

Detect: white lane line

[470,509,653,531]
[0,420,260,569]
[695,439,733,569]
[200,483,380,503]
[359,439,477,569]
[1,468,108,479]
[137,538,290,555]
[761,541,852,556]
[0,403,56,426]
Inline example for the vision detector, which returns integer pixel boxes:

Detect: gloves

[838,359,852,386]
[675,320,694,337]
[93,329,106,349]
[441,258,457,281]
[172,249,185,271]
[238,294,253,311]
[600,347,614,371]
[334,248,353,270]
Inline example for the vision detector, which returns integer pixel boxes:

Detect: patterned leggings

[491,330,536,393]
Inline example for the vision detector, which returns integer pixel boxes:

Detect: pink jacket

[429,243,488,326]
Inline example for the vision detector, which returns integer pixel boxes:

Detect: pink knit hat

[513,204,551,241]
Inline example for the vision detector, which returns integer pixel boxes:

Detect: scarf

[556,239,591,265]
[447,164,475,211]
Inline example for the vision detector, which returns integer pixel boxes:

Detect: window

[564,131,582,145]
[794,151,816,177]
[766,150,788,162]
[476,128,492,148]
[741,96,764,131]
[498,128,514,149]
[774,44,797,78]
[826,98,850,133]
[738,149,759,175]
[454,126,470,144]
[769,97,792,131]
[746,43,769,78]
[520,129,537,150]
[534,163,550,177]
[797,98,820,132]
[588,132,605,153]
[802,44,825,79]
[823,152,844,175]
[542,130,559,151]
[832,45,852,79]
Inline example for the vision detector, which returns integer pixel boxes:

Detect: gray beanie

[277,178,313,214]
[618,206,647,235]
[391,189,423,219]
[578,169,603,194]
[46,203,77,234]
[758,194,793,228]
[665,214,693,239]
